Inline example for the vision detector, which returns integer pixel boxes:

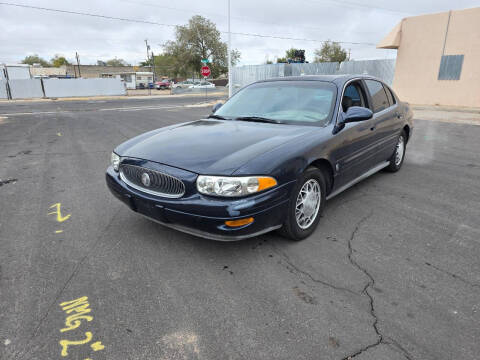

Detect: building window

[438,55,464,80]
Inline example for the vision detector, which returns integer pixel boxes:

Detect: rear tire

[385,130,406,172]
[280,167,326,241]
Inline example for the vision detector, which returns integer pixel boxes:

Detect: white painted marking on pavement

[0,103,212,117]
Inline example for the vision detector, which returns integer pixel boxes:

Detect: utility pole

[227,0,232,98]
[75,52,81,78]
[151,51,156,82]
[144,39,151,69]
[144,39,151,94]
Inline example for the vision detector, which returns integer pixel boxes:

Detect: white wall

[6,65,31,79]
[43,78,126,98]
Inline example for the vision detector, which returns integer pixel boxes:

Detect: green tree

[21,54,50,67]
[164,15,240,78]
[151,53,177,78]
[314,41,349,63]
[51,55,70,67]
[104,58,130,67]
[276,48,303,63]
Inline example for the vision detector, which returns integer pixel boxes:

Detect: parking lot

[1,97,479,360]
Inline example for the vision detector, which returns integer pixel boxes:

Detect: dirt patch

[293,286,318,305]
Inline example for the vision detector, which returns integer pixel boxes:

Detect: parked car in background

[172,80,195,89]
[155,79,171,90]
[107,75,413,241]
[190,81,215,89]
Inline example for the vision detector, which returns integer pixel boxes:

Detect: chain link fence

[232,59,396,94]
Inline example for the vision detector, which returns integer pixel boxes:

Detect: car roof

[254,74,382,86]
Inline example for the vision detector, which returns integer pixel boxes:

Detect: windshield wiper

[235,116,281,124]
[208,114,229,120]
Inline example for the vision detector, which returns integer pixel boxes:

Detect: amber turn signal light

[225,217,254,227]
[257,177,277,192]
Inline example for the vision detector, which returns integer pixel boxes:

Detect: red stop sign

[201,65,211,77]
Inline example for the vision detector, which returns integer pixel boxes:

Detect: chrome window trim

[335,77,367,126]
[119,165,185,199]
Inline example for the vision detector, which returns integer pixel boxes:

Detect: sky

[0,0,478,66]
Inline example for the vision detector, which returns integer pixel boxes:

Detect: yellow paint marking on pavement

[58,296,105,357]
[57,132,62,136]
[48,203,71,222]
[59,297,92,332]
[55,230,64,234]
[60,296,89,310]
[59,332,92,356]
[61,313,93,332]
[91,341,105,351]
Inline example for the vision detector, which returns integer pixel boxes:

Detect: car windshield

[215,80,337,125]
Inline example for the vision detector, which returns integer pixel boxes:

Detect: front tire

[280,167,326,241]
[385,130,406,172]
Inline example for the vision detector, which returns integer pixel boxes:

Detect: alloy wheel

[295,179,321,229]
[395,135,405,166]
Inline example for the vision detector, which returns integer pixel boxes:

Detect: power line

[0,2,376,46]
[0,2,177,27]
[119,0,378,36]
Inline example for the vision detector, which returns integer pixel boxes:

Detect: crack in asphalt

[341,211,382,360]
[9,208,123,360]
[30,208,121,338]
[341,211,413,360]
[270,212,415,359]
[425,261,480,289]
[273,247,359,296]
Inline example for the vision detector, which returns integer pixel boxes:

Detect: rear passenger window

[365,80,389,113]
[384,86,396,106]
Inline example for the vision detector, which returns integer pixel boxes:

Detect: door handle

[396,112,403,119]
[370,126,376,131]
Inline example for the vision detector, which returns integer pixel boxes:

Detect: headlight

[111,152,120,171]
[197,175,277,197]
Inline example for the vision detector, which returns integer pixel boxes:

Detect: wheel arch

[403,124,410,143]
[308,158,334,195]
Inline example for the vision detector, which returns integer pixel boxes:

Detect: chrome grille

[119,164,185,198]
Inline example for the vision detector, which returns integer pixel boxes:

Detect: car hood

[116,119,314,175]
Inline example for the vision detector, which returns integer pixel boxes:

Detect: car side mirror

[212,102,223,113]
[343,106,373,123]
[333,106,373,134]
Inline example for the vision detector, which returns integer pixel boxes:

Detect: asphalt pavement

[1,96,479,360]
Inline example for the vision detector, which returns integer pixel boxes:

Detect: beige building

[30,65,67,78]
[378,7,480,107]
[64,65,152,78]
[30,64,152,79]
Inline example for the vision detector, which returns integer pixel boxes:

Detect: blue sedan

[106,75,413,241]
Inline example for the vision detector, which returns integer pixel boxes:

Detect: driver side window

[342,82,367,113]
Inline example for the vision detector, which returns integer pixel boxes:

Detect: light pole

[227,0,232,98]
[144,39,151,94]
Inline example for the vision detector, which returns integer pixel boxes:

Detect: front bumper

[106,166,293,241]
